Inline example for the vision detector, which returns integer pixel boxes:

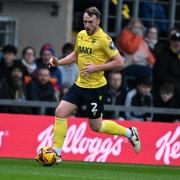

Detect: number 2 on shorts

[91,102,97,112]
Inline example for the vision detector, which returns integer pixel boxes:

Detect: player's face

[137,84,151,96]
[109,73,122,91]
[83,13,100,35]
[38,69,50,85]
[3,52,16,65]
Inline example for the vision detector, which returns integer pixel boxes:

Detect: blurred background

[0,0,180,123]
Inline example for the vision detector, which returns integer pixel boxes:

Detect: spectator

[153,30,180,105]
[58,43,78,88]
[103,70,125,119]
[36,43,62,89]
[118,19,155,66]
[0,67,31,114]
[118,19,155,90]
[145,25,164,56]
[0,45,28,82]
[21,46,37,75]
[154,83,179,122]
[27,67,56,115]
[168,27,180,39]
[124,76,153,121]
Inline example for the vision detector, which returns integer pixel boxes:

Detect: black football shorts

[62,83,107,119]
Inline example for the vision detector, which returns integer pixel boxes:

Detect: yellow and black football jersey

[74,28,119,88]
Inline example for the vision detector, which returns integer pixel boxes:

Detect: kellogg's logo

[63,122,125,162]
[37,125,53,152]
[0,130,9,147]
[37,122,125,162]
[155,126,180,165]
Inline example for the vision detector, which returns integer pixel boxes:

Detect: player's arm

[81,53,124,76]
[96,53,124,71]
[49,51,77,67]
[81,36,125,75]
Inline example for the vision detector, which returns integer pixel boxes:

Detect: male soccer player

[44,7,140,162]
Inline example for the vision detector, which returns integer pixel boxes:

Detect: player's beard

[86,27,96,35]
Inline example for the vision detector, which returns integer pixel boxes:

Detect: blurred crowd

[0,19,180,123]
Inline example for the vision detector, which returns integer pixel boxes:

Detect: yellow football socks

[99,120,131,137]
[53,117,67,152]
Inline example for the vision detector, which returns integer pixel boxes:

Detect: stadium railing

[0,99,179,118]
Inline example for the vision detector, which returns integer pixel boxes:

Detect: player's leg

[53,100,77,157]
[88,117,140,153]
[85,86,140,153]
[35,99,77,164]
[86,85,130,136]
[88,117,131,137]
[53,84,80,159]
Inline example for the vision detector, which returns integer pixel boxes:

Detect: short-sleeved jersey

[74,28,119,88]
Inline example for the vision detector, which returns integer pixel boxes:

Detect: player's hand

[49,56,59,67]
[80,63,98,77]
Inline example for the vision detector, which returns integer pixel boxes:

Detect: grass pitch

[0,158,179,180]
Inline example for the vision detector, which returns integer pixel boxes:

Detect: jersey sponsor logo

[109,41,117,50]
[78,46,92,54]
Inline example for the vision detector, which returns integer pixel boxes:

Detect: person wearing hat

[124,76,153,121]
[153,29,180,106]
[35,43,62,89]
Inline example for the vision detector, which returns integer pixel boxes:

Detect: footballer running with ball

[36,6,141,165]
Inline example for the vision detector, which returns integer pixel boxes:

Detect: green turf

[0,158,179,180]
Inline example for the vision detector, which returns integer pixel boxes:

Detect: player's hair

[84,6,101,19]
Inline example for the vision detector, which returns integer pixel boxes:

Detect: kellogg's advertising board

[0,113,179,166]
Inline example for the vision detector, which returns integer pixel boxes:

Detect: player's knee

[89,120,102,132]
[55,108,68,118]
[89,125,100,132]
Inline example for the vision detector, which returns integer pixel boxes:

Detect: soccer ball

[36,146,57,166]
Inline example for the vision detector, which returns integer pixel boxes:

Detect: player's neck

[91,27,100,36]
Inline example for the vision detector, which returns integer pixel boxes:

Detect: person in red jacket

[117,19,155,91]
[118,19,155,65]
